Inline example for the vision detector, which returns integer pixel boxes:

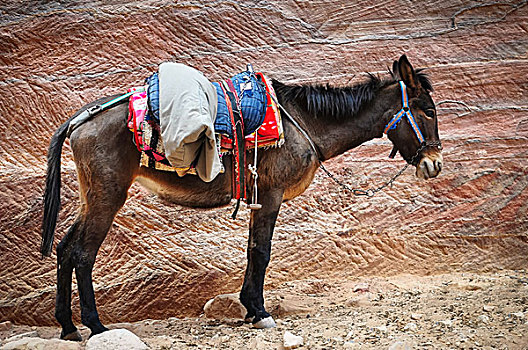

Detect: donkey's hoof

[61,330,83,341]
[89,326,109,338]
[244,316,255,323]
[253,316,276,329]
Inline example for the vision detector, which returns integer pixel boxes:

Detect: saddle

[127,65,284,204]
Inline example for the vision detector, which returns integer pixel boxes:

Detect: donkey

[41,54,442,340]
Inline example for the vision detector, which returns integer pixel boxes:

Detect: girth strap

[221,80,246,217]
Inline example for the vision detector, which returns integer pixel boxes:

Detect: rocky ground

[1,270,527,349]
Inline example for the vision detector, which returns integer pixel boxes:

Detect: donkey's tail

[40,118,72,258]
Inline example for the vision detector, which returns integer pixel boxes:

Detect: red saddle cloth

[127,72,284,199]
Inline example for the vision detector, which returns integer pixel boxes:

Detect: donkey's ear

[392,60,400,79]
[398,54,420,91]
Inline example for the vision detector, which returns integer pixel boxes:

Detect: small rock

[3,331,39,343]
[437,320,453,328]
[404,322,418,332]
[86,329,148,350]
[277,297,312,317]
[476,315,490,325]
[283,331,303,349]
[483,305,495,312]
[373,325,388,334]
[460,283,483,291]
[0,320,13,332]
[343,341,360,349]
[203,293,247,320]
[2,337,81,350]
[249,334,271,350]
[410,313,423,320]
[110,322,135,330]
[345,293,371,307]
[511,312,525,320]
[142,335,174,349]
[353,283,369,293]
[388,341,412,350]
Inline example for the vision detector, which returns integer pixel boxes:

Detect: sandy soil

[1,271,527,349]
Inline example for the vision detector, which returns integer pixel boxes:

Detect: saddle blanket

[127,68,284,175]
[145,68,268,138]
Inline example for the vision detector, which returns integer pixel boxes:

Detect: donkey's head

[385,55,443,179]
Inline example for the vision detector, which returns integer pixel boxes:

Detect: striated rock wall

[0,0,527,326]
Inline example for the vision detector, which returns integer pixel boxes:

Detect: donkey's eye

[424,109,435,119]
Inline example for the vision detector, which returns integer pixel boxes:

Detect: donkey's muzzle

[416,151,443,180]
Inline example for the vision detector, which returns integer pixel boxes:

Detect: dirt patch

[2,271,526,349]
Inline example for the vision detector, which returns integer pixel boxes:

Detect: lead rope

[319,140,441,196]
[269,88,440,198]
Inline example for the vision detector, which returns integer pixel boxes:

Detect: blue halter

[384,81,425,144]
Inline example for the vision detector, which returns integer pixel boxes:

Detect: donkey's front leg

[240,188,284,328]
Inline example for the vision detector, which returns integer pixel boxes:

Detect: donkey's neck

[277,82,401,161]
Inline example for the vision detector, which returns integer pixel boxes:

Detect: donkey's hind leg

[70,178,131,337]
[55,221,82,341]
[55,182,130,339]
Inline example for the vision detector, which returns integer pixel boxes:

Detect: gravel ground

[1,271,527,349]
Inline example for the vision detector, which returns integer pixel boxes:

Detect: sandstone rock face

[0,1,527,326]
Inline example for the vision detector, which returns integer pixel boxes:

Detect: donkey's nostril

[435,159,443,173]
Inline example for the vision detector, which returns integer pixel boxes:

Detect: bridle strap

[384,81,425,144]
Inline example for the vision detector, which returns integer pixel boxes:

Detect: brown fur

[41,55,442,339]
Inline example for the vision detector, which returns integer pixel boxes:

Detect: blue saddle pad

[145,72,160,123]
[145,70,266,138]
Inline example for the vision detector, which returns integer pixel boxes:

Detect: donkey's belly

[135,168,232,208]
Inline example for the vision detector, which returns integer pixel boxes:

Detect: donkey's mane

[273,69,432,121]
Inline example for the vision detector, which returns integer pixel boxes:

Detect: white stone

[283,331,304,349]
[353,283,369,293]
[410,313,423,320]
[476,314,490,325]
[85,329,148,350]
[483,305,495,312]
[404,322,418,332]
[1,337,81,350]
